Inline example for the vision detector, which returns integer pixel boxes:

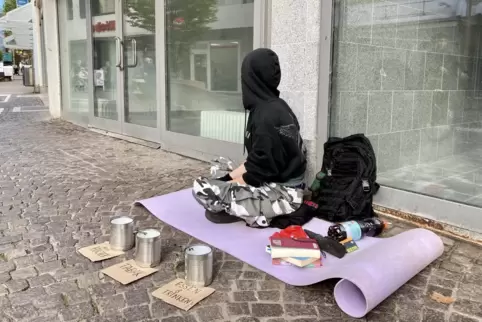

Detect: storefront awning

[0,2,33,50]
[0,2,32,23]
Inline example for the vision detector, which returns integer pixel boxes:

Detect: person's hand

[214,173,232,182]
[231,177,246,185]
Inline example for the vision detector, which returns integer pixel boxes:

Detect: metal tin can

[109,216,135,251]
[134,228,162,268]
[184,245,213,287]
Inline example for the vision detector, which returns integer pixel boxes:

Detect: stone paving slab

[0,94,481,321]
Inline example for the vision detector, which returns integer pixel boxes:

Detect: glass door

[121,0,159,140]
[89,0,120,133]
[162,0,259,162]
[89,0,159,142]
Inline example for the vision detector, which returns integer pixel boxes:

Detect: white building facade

[39,0,482,238]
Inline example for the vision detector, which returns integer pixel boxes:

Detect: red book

[269,237,319,250]
[269,237,321,259]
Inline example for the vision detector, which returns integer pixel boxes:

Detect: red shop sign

[93,20,116,33]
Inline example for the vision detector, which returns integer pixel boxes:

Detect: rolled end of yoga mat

[333,228,444,318]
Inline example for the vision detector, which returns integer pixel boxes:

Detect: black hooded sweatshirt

[241,48,306,187]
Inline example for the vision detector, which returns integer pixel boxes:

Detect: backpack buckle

[362,180,370,192]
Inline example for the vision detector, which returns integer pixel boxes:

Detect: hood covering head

[241,48,281,110]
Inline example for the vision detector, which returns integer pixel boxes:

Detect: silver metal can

[134,228,162,268]
[184,245,213,287]
[109,216,135,251]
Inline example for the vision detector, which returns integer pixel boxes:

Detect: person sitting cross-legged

[192,48,307,228]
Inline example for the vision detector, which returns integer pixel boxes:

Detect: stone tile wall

[270,0,321,181]
[330,0,482,173]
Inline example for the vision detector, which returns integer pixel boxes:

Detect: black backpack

[311,134,379,222]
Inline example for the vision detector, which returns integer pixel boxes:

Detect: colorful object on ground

[269,235,320,259]
[340,238,359,253]
[137,188,444,318]
[272,257,322,267]
[266,245,322,268]
[270,225,308,239]
[269,226,321,266]
[304,229,347,259]
[327,218,388,242]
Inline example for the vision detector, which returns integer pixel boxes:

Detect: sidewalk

[0,78,36,95]
[0,94,481,322]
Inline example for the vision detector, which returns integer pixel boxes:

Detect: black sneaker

[205,210,243,224]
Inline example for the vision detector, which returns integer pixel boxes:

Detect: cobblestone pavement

[0,93,482,322]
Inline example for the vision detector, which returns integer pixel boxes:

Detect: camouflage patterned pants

[192,177,304,228]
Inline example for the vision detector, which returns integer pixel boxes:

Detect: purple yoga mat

[138,189,444,318]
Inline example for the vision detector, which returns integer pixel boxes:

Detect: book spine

[271,259,322,267]
[270,237,320,250]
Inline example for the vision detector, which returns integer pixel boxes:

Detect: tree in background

[3,0,17,13]
[2,0,16,37]
[0,51,4,62]
[125,0,218,77]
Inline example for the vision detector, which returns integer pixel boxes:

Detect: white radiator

[200,110,246,144]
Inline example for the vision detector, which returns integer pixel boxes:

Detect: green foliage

[2,0,32,14]
[3,0,17,14]
[0,51,3,62]
[125,0,218,74]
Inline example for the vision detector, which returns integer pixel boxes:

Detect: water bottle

[327,218,388,242]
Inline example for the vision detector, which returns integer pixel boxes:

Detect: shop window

[217,0,254,6]
[330,0,482,208]
[79,0,86,19]
[67,0,73,20]
[57,0,89,120]
[92,0,115,16]
[165,0,254,143]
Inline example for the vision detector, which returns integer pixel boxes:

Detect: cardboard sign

[152,279,215,311]
[78,242,124,262]
[102,260,158,285]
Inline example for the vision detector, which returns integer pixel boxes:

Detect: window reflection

[92,0,115,16]
[331,0,482,208]
[58,0,89,117]
[165,0,254,143]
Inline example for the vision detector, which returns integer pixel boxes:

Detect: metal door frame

[87,0,161,143]
[120,0,161,142]
[87,0,122,134]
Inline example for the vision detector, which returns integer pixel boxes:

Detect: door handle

[115,36,123,70]
[126,38,137,68]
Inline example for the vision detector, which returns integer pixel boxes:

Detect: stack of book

[267,235,322,268]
